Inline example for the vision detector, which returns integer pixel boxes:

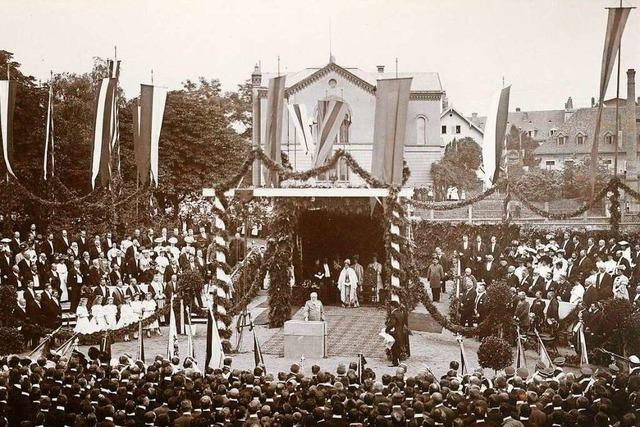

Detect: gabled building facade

[440,107,484,146]
[251,59,446,187]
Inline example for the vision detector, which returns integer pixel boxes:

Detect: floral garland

[609,179,621,236]
[618,180,640,201]
[405,184,500,211]
[510,181,611,220]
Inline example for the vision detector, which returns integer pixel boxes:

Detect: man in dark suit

[23,280,38,315]
[93,277,111,304]
[109,263,124,286]
[48,263,62,293]
[527,271,545,297]
[0,246,13,282]
[472,235,486,272]
[546,292,560,324]
[583,276,599,307]
[125,241,140,278]
[41,288,62,328]
[481,254,498,287]
[459,281,477,327]
[101,232,116,255]
[6,265,22,290]
[76,229,88,255]
[40,233,56,263]
[9,231,21,256]
[576,249,594,278]
[55,229,71,254]
[543,272,558,299]
[27,293,45,327]
[23,263,44,290]
[67,260,84,312]
[87,259,102,287]
[487,235,501,260]
[586,238,597,259]
[560,232,574,258]
[506,266,519,289]
[594,263,613,300]
[475,285,488,323]
[458,235,473,272]
[566,255,580,283]
[174,400,195,427]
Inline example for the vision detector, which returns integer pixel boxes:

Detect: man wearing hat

[426,255,444,302]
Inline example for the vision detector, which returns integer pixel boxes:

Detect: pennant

[535,329,554,370]
[90,76,117,189]
[515,327,527,370]
[137,319,145,363]
[134,84,167,187]
[0,80,16,177]
[186,306,195,360]
[205,309,225,369]
[576,321,589,366]
[167,297,179,360]
[54,333,78,357]
[111,61,121,173]
[43,80,54,180]
[456,334,469,375]
[287,103,315,156]
[100,332,113,359]
[314,99,348,167]
[179,299,185,335]
[371,78,413,185]
[262,76,286,187]
[590,7,632,193]
[253,328,265,372]
[481,86,511,188]
[357,353,367,383]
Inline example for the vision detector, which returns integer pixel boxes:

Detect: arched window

[416,116,427,145]
[576,132,586,145]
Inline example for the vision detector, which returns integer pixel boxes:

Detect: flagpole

[614,4,621,178]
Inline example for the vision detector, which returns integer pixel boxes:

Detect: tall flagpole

[614,0,622,177]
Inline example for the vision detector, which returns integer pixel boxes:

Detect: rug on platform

[408,312,443,334]
[261,306,389,358]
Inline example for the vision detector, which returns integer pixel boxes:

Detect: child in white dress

[142,292,160,337]
[117,295,136,341]
[130,293,143,339]
[103,297,118,329]
[89,296,108,332]
[74,298,92,334]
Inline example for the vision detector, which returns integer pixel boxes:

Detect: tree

[430,137,481,199]
[505,125,539,167]
[155,78,250,213]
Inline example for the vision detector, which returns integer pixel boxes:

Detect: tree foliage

[0,51,251,231]
[505,124,539,167]
[430,137,481,199]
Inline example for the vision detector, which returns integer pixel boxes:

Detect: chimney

[376,65,385,73]
[515,107,521,112]
[472,112,478,118]
[591,97,595,108]
[625,69,637,181]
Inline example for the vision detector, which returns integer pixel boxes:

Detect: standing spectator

[426,255,444,302]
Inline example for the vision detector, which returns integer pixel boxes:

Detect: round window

[328,78,337,88]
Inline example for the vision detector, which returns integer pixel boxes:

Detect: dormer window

[558,135,568,145]
[604,133,614,145]
[527,130,537,137]
[549,128,558,137]
[576,133,586,145]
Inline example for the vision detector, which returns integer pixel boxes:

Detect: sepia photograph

[1,0,640,425]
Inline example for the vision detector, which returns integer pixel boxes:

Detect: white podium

[283,320,327,359]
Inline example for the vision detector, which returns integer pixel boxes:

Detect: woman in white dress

[57,257,69,302]
[130,293,144,339]
[103,296,118,329]
[89,296,108,332]
[74,298,92,334]
[117,295,135,341]
[142,292,160,337]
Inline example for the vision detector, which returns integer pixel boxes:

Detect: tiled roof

[261,62,442,93]
[534,106,640,155]
[467,109,565,141]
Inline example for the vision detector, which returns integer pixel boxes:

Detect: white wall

[440,111,483,146]
[257,70,444,187]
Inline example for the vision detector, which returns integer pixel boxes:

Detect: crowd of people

[5,224,245,348]
[424,232,640,334]
[4,348,640,426]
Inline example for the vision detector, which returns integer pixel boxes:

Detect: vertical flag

[535,329,554,370]
[137,318,145,363]
[371,78,413,185]
[133,84,167,187]
[314,99,348,166]
[186,306,195,359]
[0,79,17,177]
[574,320,590,366]
[90,66,117,189]
[481,86,511,188]
[205,309,225,369]
[253,327,265,371]
[167,297,179,360]
[287,103,315,156]
[590,7,632,193]
[111,61,121,173]
[515,326,527,370]
[43,78,55,180]
[456,334,469,375]
[262,76,286,187]
[357,353,367,383]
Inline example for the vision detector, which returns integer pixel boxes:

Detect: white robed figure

[337,259,358,307]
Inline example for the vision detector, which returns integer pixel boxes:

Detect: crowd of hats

[4,346,640,427]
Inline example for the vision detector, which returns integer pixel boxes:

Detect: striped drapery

[0,80,16,177]
[314,99,348,167]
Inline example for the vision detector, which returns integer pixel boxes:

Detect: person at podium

[304,292,325,321]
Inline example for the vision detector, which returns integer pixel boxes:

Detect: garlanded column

[209,194,233,351]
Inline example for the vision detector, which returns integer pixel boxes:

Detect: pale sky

[3,0,639,116]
